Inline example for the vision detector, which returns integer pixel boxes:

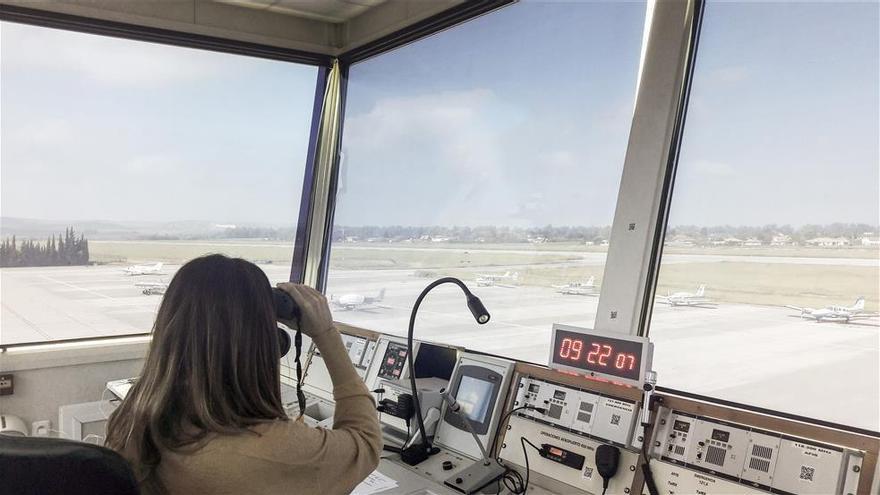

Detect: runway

[1,263,877,431]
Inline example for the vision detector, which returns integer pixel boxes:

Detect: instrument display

[549,325,653,386]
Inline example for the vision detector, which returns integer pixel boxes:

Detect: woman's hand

[276,283,334,338]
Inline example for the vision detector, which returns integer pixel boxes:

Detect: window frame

[0,7,330,349]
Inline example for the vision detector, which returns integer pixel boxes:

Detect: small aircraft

[658,284,713,307]
[553,276,599,296]
[123,262,164,276]
[785,297,878,323]
[330,289,388,311]
[475,271,519,288]
[135,281,167,295]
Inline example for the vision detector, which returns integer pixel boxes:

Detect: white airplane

[553,276,599,296]
[330,289,388,311]
[135,281,167,295]
[475,271,519,287]
[658,284,713,307]
[123,262,164,276]
[785,297,878,323]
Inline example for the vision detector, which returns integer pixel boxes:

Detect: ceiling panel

[215,0,386,24]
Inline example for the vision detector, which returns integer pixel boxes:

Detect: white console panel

[646,459,767,495]
[302,333,374,402]
[433,353,515,461]
[651,407,865,495]
[514,376,640,448]
[499,416,638,495]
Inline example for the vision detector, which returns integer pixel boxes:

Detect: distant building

[743,238,762,247]
[806,237,851,247]
[712,237,744,246]
[860,234,880,246]
[665,235,695,248]
[770,234,793,246]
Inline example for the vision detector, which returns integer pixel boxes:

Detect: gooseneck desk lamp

[401,277,490,466]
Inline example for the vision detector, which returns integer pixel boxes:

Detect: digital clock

[548,324,653,387]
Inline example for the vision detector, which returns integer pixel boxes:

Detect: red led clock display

[551,329,643,381]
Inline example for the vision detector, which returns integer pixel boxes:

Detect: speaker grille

[705,445,726,467]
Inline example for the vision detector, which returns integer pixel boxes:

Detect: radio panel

[652,408,865,495]
[342,334,370,369]
[740,430,781,488]
[515,376,638,447]
[686,419,750,478]
[772,437,847,495]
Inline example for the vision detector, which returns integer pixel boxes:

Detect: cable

[489,405,546,494]
[519,437,541,494]
[490,404,546,456]
[639,421,659,495]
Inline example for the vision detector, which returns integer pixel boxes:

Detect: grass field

[89,241,581,269]
[89,240,296,264]
[435,263,879,311]
[88,239,879,311]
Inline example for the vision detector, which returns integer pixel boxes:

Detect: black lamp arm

[407,277,489,458]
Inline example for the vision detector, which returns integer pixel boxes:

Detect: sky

[2,0,878,229]
[1,22,317,225]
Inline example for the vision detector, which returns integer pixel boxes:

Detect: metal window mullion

[290,66,330,283]
[594,0,701,336]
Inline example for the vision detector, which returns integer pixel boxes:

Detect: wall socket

[32,420,52,437]
[0,373,13,395]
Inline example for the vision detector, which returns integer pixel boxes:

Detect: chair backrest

[0,434,139,495]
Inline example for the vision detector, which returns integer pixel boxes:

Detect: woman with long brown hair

[105,254,381,494]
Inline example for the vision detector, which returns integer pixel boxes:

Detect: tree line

[331,223,877,244]
[665,223,878,244]
[0,227,90,267]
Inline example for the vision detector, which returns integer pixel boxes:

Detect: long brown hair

[106,254,287,491]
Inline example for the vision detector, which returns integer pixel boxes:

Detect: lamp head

[467,295,491,324]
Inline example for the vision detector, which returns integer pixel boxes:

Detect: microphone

[439,389,491,464]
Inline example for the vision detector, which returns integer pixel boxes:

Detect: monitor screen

[414,342,457,380]
[457,375,494,423]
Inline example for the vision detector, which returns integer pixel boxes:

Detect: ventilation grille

[749,457,771,473]
[752,445,773,460]
[705,445,726,467]
[674,446,686,456]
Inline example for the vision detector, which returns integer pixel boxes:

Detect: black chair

[0,434,139,495]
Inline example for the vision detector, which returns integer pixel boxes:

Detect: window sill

[0,336,151,372]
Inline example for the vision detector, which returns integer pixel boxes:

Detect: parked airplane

[135,281,167,295]
[123,262,164,276]
[475,271,519,287]
[553,276,599,296]
[785,297,878,323]
[330,289,388,311]
[658,284,713,307]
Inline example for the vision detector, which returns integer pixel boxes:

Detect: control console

[498,370,643,494]
[650,406,866,495]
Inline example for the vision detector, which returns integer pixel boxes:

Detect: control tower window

[0,22,317,345]
[326,1,648,364]
[648,1,879,430]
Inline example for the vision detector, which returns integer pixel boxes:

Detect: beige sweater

[150,328,382,495]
